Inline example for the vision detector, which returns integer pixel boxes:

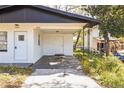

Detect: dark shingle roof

[0,5,100,25]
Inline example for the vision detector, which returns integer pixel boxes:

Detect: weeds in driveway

[74,49,124,88]
[0,66,32,88]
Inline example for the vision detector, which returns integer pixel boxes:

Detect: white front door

[14,32,27,60]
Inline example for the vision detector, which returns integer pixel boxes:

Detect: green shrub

[0,74,26,88]
[81,59,90,74]
[75,50,124,88]
[0,66,32,75]
[100,71,124,88]
[89,56,122,72]
[74,52,83,61]
[74,49,88,61]
[0,66,32,88]
[102,56,122,73]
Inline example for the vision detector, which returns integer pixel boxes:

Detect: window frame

[0,31,7,52]
[18,35,24,41]
[38,34,40,46]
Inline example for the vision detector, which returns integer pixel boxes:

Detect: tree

[73,30,82,50]
[86,5,124,56]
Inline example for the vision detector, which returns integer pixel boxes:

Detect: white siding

[0,31,14,62]
[84,28,99,50]
[0,25,34,63]
[64,35,73,55]
[43,33,73,55]
[32,29,43,63]
[0,23,75,64]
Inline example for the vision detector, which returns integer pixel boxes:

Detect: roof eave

[0,5,101,25]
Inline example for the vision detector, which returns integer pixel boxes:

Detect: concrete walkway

[22,56,100,88]
[31,56,81,69]
[22,69,100,88]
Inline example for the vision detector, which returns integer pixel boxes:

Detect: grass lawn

[74,50,124,88]
[0,66,32,88]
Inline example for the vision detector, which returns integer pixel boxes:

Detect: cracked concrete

[22,69,100,88]
[22,56,100,88]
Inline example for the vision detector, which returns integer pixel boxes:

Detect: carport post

[87,24,94,54]
[87,28,90,53]
[82,26,85,58]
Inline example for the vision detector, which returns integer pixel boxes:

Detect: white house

[0,5,99,67]
[84,26,120,52]
[84,25,100,50]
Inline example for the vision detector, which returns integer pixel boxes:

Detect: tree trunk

[74,30,81,51]
[103,32,110,56]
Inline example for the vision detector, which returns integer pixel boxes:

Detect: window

[38,34,40,46]
[18,35,24,41]
[0,32,7,51]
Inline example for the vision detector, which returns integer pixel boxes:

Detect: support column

[87,28,90,52]
[87,28,92,52]
[82,27,85,51]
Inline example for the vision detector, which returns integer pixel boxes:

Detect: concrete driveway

[22,56,100,88]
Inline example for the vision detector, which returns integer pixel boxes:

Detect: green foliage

[0,74,26,88]
[118,37,124,42]
[0,66,32,88]
[73,49,84,61]
[81,59,90,74]
[0,66,32,75]
[86,6,124,55]
[74,50,124,87]
[100,71,124,88]
[86,5,124,37]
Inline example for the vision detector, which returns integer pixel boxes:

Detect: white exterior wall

[43,33,73,55]
[90,29,99,50]
[64,34,73,55]
[0,24,34,63]
[0,28,73,63]
[0,23,77,64]
[32,29,43,63]
[84,27,99,50]
[32,32,73,63]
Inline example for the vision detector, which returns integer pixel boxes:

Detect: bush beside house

[74,49,124,88]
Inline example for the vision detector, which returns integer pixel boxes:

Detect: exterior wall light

[15,24,20,28]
